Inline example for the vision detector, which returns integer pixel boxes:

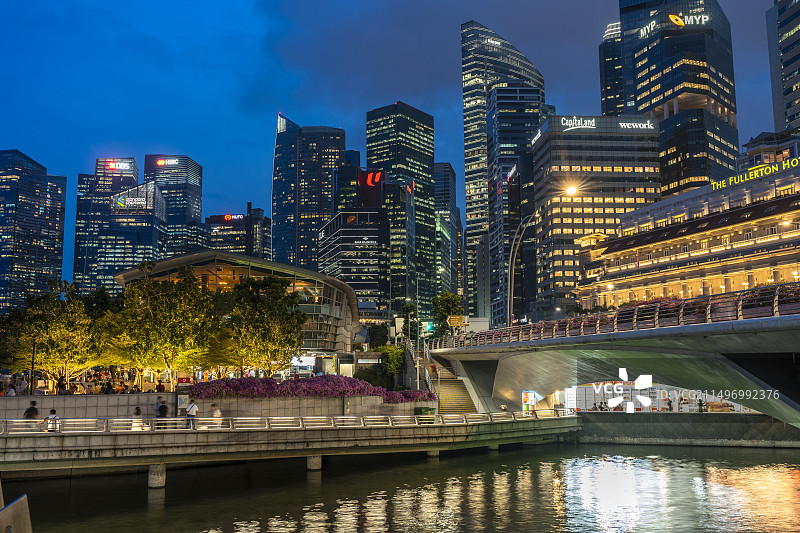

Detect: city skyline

[1,0,775,280]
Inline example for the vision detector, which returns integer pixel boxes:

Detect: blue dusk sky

[0,0,775,280]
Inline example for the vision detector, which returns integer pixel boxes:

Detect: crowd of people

[0,370,179,396]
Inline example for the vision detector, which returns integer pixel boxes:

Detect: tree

[368,323,389,348]
[109,263,212,390]
[12,281,96,383]
[431,292,464,337]
[224,276,307,375]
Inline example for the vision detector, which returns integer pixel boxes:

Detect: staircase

[431,356,477,414]
[437,379,477,414]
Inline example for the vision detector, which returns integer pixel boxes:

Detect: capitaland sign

[711,156,800,191]
[618,120,655,130]
[561,116,596,132]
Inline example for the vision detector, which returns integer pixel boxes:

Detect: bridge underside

[433,316,800,427]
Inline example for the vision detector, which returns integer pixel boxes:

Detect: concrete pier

[147,464,166,488]
[487,444,499,451]
[426,450,439,457]
[307,455,322,471]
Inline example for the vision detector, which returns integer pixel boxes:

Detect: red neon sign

[224,214,232,221]
[108,162,116,169]
[156,159,166,166]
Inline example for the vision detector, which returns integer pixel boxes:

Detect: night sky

[1,0,775,280]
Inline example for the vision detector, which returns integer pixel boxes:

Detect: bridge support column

[148,463,166,489]
[426,450,440,457]
[487,444,499,451]
[307,455,322,471]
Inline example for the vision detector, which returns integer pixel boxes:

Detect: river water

[6,443,800,532]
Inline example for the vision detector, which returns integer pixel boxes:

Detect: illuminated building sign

[222,214,245,221]
[531,129,542,146]
[561,116,596,132]
[108,161,131,170]
[357,169,385,208]
[486,38,502,46]
[639,20,656,38]
[156,158,179,166]
[711,156,800,191]
[116,196,147,208]
[618,120,655,130]
[640,13,709,38]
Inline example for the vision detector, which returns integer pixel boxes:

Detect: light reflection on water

[10,445,800,533]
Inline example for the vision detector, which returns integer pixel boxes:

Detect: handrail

[0,410,575,435]
[428,281,800,350]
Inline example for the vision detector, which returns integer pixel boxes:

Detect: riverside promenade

[0,411,581,487]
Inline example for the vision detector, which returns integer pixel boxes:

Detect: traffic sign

[446,315,464,327]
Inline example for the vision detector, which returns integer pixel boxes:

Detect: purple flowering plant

[189,374,435,403]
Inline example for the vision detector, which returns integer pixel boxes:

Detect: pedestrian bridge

[429,283,800,427]
[0,412,580,485]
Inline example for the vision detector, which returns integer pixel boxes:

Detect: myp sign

[640,12,710,38]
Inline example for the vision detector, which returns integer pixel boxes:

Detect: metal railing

[429,282,800,350]
[0,410,572,436]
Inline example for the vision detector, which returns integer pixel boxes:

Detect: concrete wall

[0,394,436,420]
[578,412,800,447]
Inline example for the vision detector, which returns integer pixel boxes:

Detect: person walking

[132,406,147,431]
[185,398,198,429]
[153,396,164,417]
[210,404,222,428]
[23,401,39,432]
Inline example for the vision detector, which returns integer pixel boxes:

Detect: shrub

[353,367,394,390]
[188,374,435,403]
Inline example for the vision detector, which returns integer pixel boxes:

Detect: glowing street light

[566,186,577,195]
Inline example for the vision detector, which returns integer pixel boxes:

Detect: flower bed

[189,375,436,403]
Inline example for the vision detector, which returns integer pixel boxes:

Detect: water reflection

[9,445,800,533]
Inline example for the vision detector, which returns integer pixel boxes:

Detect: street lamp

[507,212,536,328]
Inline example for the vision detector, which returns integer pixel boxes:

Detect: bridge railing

[429,281,800,350]
[0,410,573,436]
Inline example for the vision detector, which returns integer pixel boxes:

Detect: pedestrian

[210,404,222,428]
[154,396,164,416]
[185,398,198,428]
[17,377,28,395]
[6,385,16,397]
[23,401,39,419]
[155,380,165,393]
[44,409,60,432]
[698,398,705,413]
[591,402,598,411]
[132,384,141,394]
[132,406,146,431]
[666,398,673,412]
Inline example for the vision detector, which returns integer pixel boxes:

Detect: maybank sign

[712,156,800,191]
[562,117,596,132]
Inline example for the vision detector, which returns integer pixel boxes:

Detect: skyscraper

[271,114,345,270]
[461,21,545,316]
[485,79,548,327]
[143,154,205,256]
[206,203,272,259]
[0,150,66,311]
[367,102,435,319]
[333,150,361,215]
[434,162,459,294]
[619,0,739,196]
[767,0,800,131]
[599,22,625,117]
[74,157,139,295]
[94,182,168,293]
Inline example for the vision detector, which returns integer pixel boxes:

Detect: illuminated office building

[619,0,739,196]
[206,202,272,260]
[599,22,625,117]
[94,182,167,294]
[143,154,205,256]
[577,143,800,309]
[486,80,549,327]
[434,162,459,295]
[768,0,800,131]
[461,20,545,315]
[271,114,345,270]
[333,150,361,215]
[0,150,66,311]
[367,101,434,319]
[318,209,389,324]
[74,157,138,295]
[527,115,660,320]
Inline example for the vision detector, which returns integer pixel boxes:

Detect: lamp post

[507,213,536,328]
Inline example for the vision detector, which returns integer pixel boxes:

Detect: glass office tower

[367,101,435,319]
[434,162,459,295]
[0,150,66,311]
[620,0,739,196]
[206,203,272,259]
[486,79,548,327]
[271,114,345,270]
[143,154,205,256]
[74,157,139,295]
[599,22,625,117]
[767,0,800,131]
[461,20,545,315]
